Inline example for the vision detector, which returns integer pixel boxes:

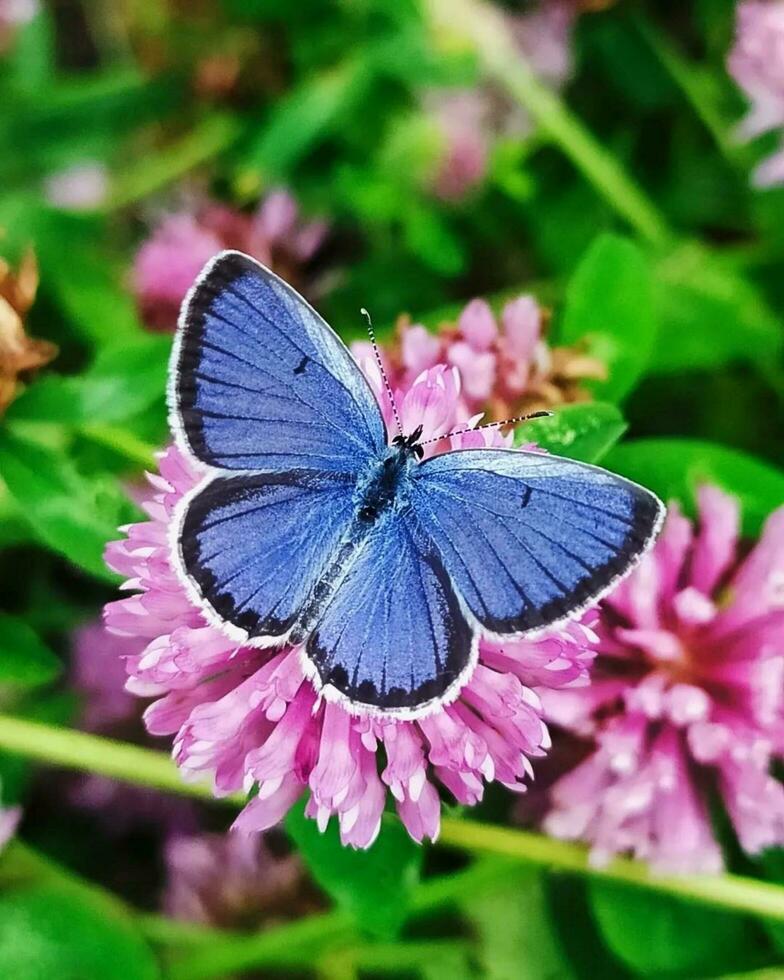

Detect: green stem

[136,914,234,948]
[2,715,784,928]
[0,714,241,806]
[341,940,472,973]
[166,911,354,980]
[438,820,784,923]
[424,0,673,247]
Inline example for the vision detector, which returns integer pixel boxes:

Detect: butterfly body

[169,250,665,719]
[355,442,418,524]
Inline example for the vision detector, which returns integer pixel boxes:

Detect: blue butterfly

[169,250,665,719]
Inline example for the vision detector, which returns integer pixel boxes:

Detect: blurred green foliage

[0,0,783,977]
[0,883,160,980]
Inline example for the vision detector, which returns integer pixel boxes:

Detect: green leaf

[0,616,61,691]
[403,206,465,276]
[9,336,171,425]
[558,233,657,403]
[652,243,783,373]
[547,878,629,980]
[285,801,423,938]
[604,438,784,536]
[249,60,368,175]
[0,483,33,551]
[35,212,144,344]
[461,871,574,980]
[419,951,475,980]
[0,430,138,581]
[516,403,627,463]
[0,885,160,980]
[588,881,756,976]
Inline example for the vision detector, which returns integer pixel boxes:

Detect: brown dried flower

[0,250,57,415]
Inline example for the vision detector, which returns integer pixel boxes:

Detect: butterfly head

[392,425,424,461]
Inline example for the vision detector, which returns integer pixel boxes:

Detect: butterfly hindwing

[305,510,474,713]
[171,250,387,473]
[410,448,664,635]
[177,470,356,640]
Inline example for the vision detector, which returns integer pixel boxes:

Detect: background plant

[1,0,784,977]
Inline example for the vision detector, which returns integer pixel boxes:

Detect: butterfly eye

[413,444,424,460]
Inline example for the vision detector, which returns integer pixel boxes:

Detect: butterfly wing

[305,509,474,715]
[170,250,387,473]
[409,448,665,636]
[175,470,356,640]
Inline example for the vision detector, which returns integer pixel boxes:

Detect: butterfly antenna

[419,410,552,446]
[361,307,403,436]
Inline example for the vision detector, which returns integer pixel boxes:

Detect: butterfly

[169,250,665,719]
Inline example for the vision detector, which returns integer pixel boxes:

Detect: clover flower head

[728,0,784,186]
[133,190,327,330]
[0,803,20,852]
[104,363,596,848]
[543,486,784,872]
[72,622,141,732]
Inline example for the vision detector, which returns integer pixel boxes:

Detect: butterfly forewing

[170,250,387,473]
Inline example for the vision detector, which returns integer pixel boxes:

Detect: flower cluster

[104,365,596,849]
[133,191,328,330]
[728,0,784,187]
[543,487,784,872]
[352,295,604,424]
[427,90,491,203]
